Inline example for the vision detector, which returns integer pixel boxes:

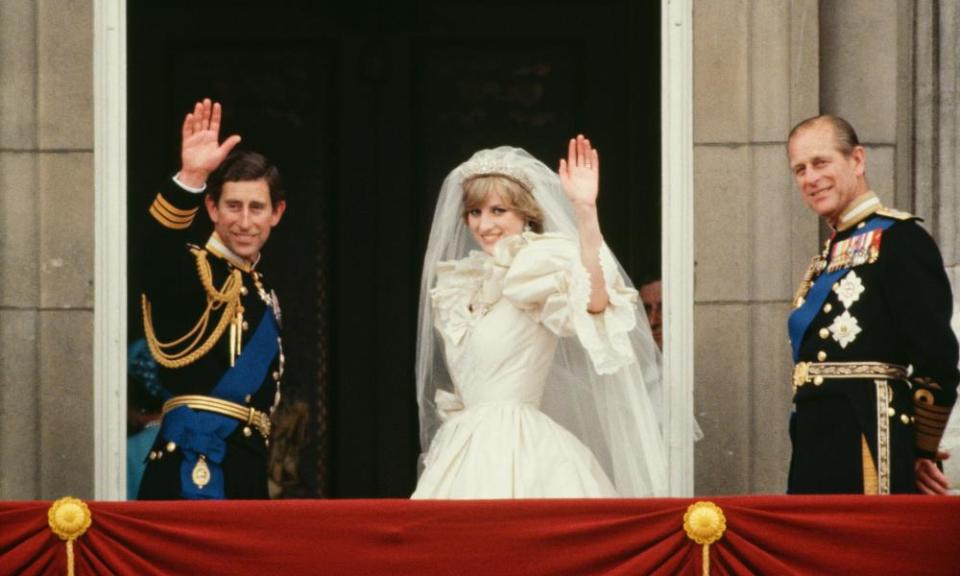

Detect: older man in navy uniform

[138,99,286,499]
[787,115,958,495]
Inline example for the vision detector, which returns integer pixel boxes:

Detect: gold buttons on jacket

[240,286,249,296]
[243,426,253,438]
[823,303,833,314]
[900,414,911,425]
[817,351,827,361]
[813,376,824,386]
[166,441,177,453]
[242,321,249,331]
[819,328,830,339]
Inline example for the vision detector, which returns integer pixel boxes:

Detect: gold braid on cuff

[913,387,952,453]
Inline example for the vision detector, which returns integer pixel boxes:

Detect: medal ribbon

[788,217,894,362]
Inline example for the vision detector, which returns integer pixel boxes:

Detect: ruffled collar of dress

[431,232,544,343]
[436,231,556,292]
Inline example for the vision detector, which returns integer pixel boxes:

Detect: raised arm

[559,134,608,313]
[176,98,242,188]
[144,99,241,291]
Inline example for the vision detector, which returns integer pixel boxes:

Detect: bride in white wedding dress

[412,137,667,499]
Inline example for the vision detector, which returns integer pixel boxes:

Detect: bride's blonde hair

[461,174,544,233]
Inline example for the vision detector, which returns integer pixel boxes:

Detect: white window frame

[92,0,696,499]
[660,0,695,496]
[93,0,128,500]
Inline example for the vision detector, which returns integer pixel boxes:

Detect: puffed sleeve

[501,233,639,375]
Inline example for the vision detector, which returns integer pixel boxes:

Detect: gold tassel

[684,501,726,576]
[229,321,237,367]
[792,256,821,308]
[236,308,244,360]
[48,497,92,576]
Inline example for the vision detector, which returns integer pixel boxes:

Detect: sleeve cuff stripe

[151,204,195,225]
[154,193,200,218]
[916,418,947,429]
[914,402,952,413]
[149,205,193,230]
[914,413,950,425]
[916,420,947,434]
[151,197,197,223]
[915,405,951,416]
[914,405,952,417]
[916,415,949,426]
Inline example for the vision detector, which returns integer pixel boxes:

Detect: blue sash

[787,217,894,362]
[159,307,279,499]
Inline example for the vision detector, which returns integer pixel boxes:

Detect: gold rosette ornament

[684,501,726,576]
[48,497,92,576]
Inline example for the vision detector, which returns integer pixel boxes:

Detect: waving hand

[558,134,600,208]
[177,98,241,188]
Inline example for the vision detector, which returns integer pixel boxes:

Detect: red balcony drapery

[2,496,958,575]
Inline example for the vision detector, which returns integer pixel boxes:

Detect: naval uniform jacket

[788,193,959,494]
[138,178,283,500]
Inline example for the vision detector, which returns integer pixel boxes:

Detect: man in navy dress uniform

[786,115,958,494]
[138,99,287,499]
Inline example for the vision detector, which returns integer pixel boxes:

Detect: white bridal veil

[416,146,669,496]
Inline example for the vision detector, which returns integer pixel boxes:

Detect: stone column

[820,0,910,210]
[0,0,41,500]
[692,0,819,494]
[0,0,95,499]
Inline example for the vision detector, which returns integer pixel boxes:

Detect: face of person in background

[639,280,662,351]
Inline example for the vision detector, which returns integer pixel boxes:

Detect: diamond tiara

[458,160,534,192]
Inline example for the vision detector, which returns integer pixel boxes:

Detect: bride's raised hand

[558,134,599,208]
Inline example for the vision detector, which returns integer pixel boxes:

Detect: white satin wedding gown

[412,232,640,498]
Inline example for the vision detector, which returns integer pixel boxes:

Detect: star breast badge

[834,270,865,309]
[828,310,862,348]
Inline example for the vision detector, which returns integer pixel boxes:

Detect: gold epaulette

[875,206,919,222]
[142,247,245,369]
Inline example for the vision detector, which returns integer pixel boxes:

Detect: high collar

[833,191,881,232]
[205,232,259,272]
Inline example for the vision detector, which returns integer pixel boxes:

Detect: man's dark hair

[208,150,285,207]
[788,114,861,156]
